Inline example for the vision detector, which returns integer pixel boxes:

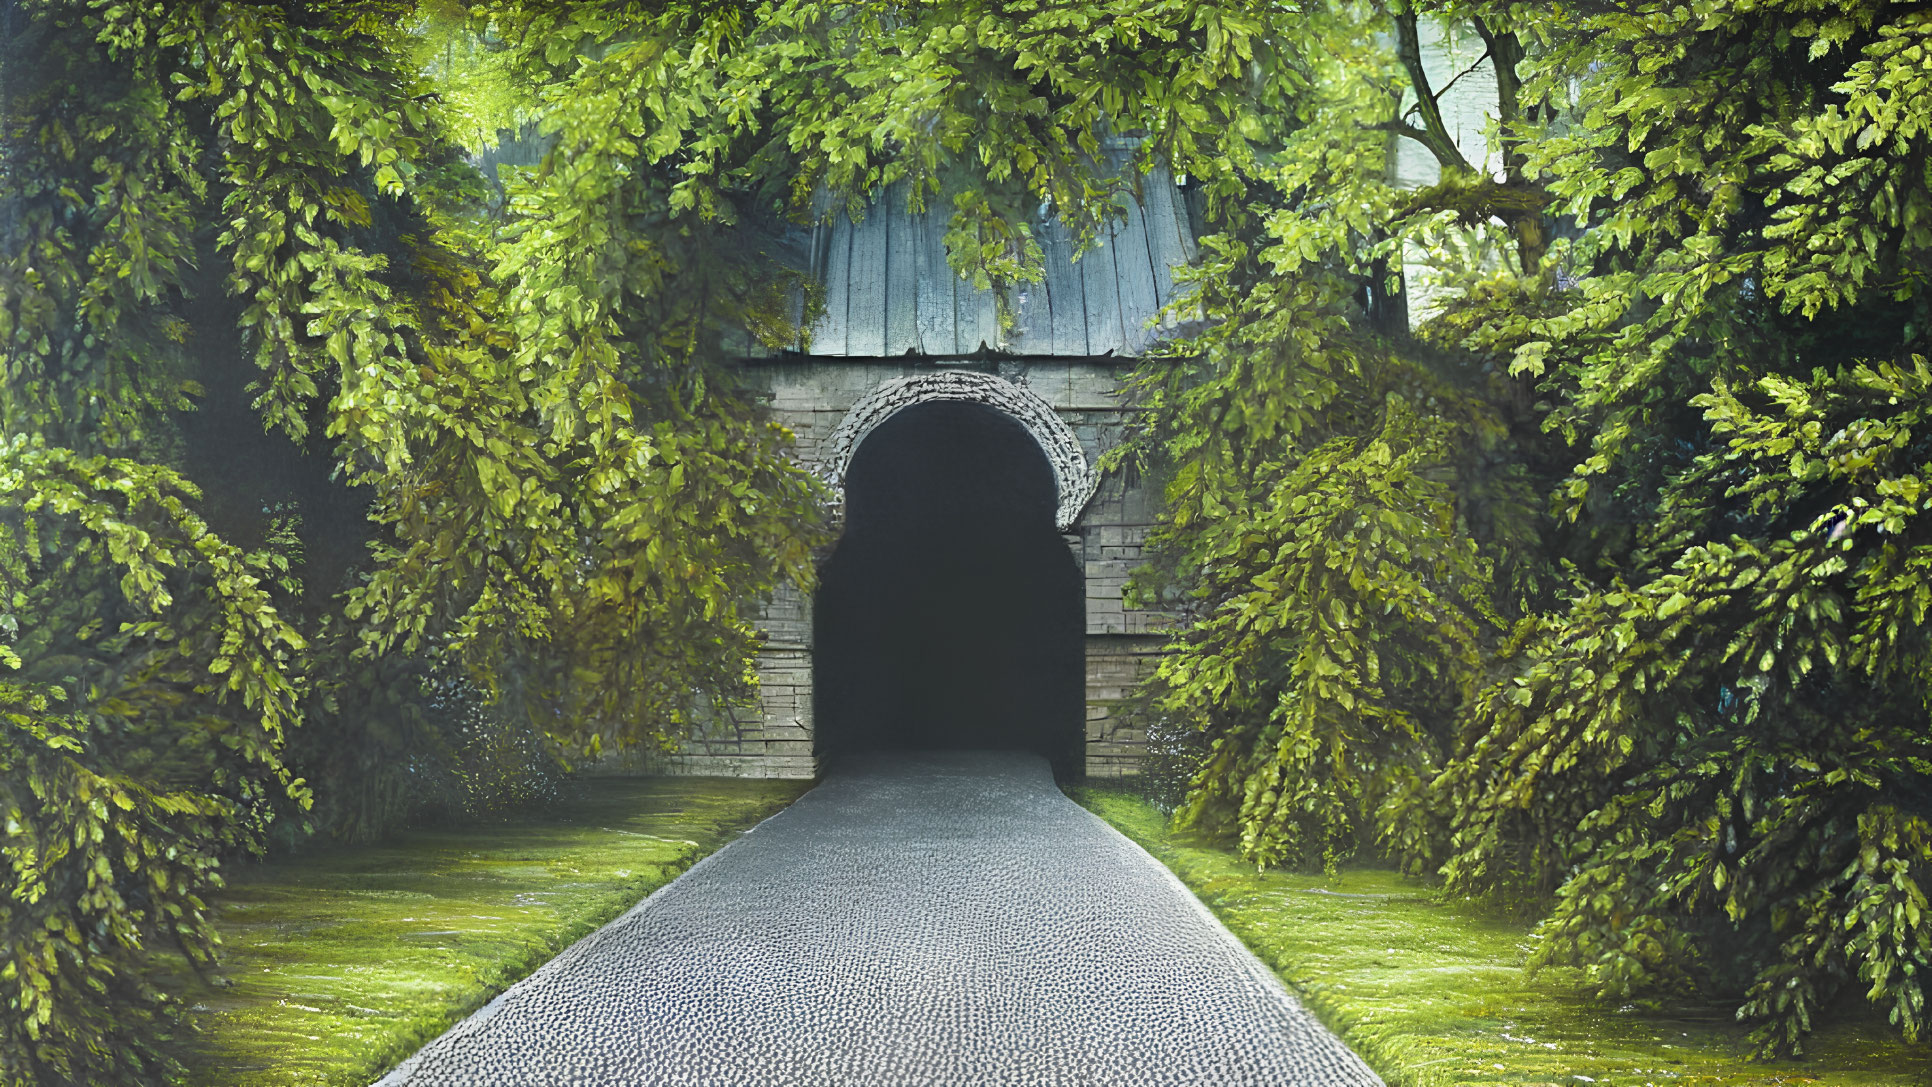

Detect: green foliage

[6,0,839,1076]
[0,0,204,455]
[290,659,567,845]
[1440,359,1932,1054]
[1500,0,1932,511]
[1106,0,1545,875]
[416,4,830,750]
[1423,0,1932,1055]
[0,437,305,1086]
[6,0,839,777]
[1115,0,1932,1058]
[1153,370,1509,872]
[7,0,1932,1072]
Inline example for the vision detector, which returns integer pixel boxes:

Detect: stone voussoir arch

[821,370,1101,532]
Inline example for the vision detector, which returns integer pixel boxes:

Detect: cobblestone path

[375,750,1383,1086]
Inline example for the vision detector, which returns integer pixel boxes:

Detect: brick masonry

[622,358,1169,779]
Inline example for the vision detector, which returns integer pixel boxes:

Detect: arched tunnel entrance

[814,400,1084,775]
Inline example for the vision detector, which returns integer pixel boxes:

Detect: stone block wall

[1068,460,1170,778]
[629,357,1171,779]
[617,583,816,779]
[1084,636,1167,777]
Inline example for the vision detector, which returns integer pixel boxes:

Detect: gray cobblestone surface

[374,751,1384,1086]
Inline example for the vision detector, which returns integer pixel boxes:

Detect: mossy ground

[1071,786,1932,1087]
[170,776,810,1087]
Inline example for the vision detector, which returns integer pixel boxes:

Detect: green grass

[172,776,810,1087]
[1071,786,1932,1087]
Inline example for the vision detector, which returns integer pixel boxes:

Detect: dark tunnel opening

[814,400,1084,776]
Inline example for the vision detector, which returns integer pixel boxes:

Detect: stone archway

[645,358,1169,781]
[820,371,1100,532]
[813,400,1085,773]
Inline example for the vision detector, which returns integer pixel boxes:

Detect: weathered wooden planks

[1111,188,1164,354]
[844,200,888,356]
[795,172,1193,358]
[913,197,958,355]
[809,216,853,355]
[1080,222,1125,356]
[883,195,921,355]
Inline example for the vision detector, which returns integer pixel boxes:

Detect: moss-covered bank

[172,777,810,1086]
[1072,787,1932,1087]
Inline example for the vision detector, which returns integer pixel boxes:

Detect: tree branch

[1432,46,1493,106]
[1392,10,1472,174]
[1468,16,1526,181]
[1365,117,1465,170]
[1468,15,1547,272]
[1395,173,1552,227]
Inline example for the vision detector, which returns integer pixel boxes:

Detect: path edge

[1055,786,1388,1086]
[368,781,822,1087]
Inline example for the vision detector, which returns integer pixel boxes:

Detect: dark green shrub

[292,660,564,845]
[1,441,304,1086]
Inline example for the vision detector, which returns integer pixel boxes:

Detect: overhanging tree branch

[1396,172,1552,225]
[1467,15,1547,272]
[1391,9,1473,174]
